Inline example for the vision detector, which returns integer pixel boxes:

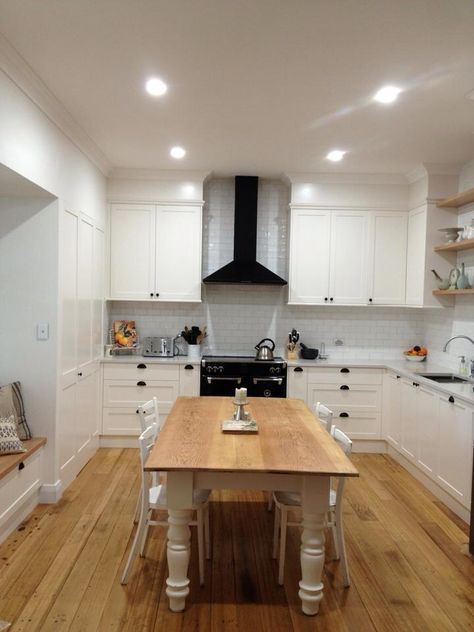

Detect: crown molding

[110,168,211,182]
[405,164,428,184]
[0,33,112,176]
[285,171,407,185]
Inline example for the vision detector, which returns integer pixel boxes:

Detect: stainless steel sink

[418,373,470,384]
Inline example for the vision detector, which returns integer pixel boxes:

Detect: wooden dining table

[145,396,359,615]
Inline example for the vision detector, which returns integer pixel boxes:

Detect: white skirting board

[39,479,63,504]
[0,491,40,545]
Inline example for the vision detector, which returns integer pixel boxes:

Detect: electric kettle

[254,338,275,361]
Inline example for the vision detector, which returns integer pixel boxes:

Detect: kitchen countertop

[287,357,474,406]
[101,355,201,365]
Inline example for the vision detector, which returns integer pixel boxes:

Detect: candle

[235,387,247,403]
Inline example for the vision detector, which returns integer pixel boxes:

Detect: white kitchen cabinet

[383,371,401,448]
[287,366,308,400]
[288,208,331,304]
[59,209,103,488]
[179,363,200,396]
[405,207,426,306]
[416,385,439,477]
[109,203,202,302]
[329,211,369,304]
[368,212,407,305]
[399,378,418,461]
[437,394,473,506]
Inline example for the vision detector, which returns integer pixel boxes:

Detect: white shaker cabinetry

[368,212,407,305]
[109,203,202,302]
[382,371,402,449]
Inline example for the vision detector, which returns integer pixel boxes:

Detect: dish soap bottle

[459,355,468,375]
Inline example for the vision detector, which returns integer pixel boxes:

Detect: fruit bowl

[404,354,427,362]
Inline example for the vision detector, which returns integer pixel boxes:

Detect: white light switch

[36,322,49,340]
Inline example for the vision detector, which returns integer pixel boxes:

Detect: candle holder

[232,400,250,421]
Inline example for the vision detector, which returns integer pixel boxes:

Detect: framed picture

[113,320,138,347]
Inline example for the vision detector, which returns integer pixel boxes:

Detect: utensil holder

[187,344,201,359]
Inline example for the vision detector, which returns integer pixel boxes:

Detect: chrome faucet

[443,336,474,378]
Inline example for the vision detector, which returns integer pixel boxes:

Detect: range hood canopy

[202,176,287,285]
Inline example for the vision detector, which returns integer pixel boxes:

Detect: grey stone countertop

[287,357,474,406]
[101,355,201,365]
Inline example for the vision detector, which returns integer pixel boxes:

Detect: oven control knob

[264,389,271,397]
[274,367,280,374]
[269,367,275,374]
[213,366,218,373]
[218,365,224,373]
[206,366,212,373]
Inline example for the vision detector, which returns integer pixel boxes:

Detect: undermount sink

[418,373,470,384]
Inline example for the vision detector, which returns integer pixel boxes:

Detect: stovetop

[202,355,286,365]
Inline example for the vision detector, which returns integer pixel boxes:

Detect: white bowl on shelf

[404,354,427,362]
[437,227,463,243]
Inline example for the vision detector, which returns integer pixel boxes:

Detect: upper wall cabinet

[109,203,202,302]
[289,207,407,306]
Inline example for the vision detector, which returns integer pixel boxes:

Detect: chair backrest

[314,402,334,434]
[332,426,352,456]
[138,397,160,433]
[138,422,160,496]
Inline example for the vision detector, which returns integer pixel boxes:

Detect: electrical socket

[334,338,344,346]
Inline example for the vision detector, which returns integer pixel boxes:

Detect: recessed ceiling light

[145,77,167,96]
[170,146,186,159]
[326,150,346,162]
[374,85,401,104]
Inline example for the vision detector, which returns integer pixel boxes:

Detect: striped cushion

[0,382,32,441]
[0,415,26,455]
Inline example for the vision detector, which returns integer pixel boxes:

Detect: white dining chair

[133,397,160,523]
[121,423,211,586]
[314,401,334,434]
[267,402,335,512]
[272,426,352,587]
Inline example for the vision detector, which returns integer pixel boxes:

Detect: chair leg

[272,503,280,559]
[267,492,273,511]
[335,508,350,587]
[204,504,211,560]
[139,512,151,557]
[133,489,142,524]
[197,507,205,586]
[331,518,340,560]
[278,507,288,585]
[121,510,148,585]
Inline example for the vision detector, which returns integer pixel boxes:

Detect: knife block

[287,349,297,360]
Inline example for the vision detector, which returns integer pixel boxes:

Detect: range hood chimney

[202,176,287,285]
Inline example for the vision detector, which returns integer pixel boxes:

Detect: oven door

[200,375,244,396]
[249,376,286,398]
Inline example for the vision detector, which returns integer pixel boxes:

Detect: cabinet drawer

[103,380,179,409]
[308,383,382,409]
[306,367,382,385]
[0,449,42,525]
[103,363,179,381]
[332,408,381,439]
[102,408,170,435]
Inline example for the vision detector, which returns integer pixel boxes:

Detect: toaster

[143,336,177,357]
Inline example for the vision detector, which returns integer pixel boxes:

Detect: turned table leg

[298,476,330,615]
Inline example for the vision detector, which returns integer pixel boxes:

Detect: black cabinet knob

[448,395,455,403]
[136,409,139,414]
[340,368,350,373]
[369,298,373,303]
[412,382,419,387]
[18,461,25,470]
[155,293,159,297]
[330,297,334,302]
[396,375,401,379]
[150,292,153,297]
[77,372,83,377]
[137,363,147,369]
[340,384,349,390]
[339,412,349,418]
[294,367,303,372]
[184,364,194,370]
[324,297,328,302]
[137,381,146,386]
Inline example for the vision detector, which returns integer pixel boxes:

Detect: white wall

[0,197,58,481]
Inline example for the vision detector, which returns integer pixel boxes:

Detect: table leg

[298,477,330,615]
[166,508,193,612]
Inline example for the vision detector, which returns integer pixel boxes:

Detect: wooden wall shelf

[434,238,474,253]
[432,288,474,296]
[436,187,474,209]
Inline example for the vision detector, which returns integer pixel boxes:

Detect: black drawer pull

[184,364,194,370]
[137,381,147,386]
[136,409,139,414]
[396,375,401,379]
[18,461,25,471]
[339,412,349,418]
[340,385,349,390]
[340,368,350,373]
[294,367,303,372]
[448,395,455,403]
[137,363,147,369]
[412,382,419,387]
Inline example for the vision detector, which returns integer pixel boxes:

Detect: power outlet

[334,338,344,346]
[36,322,49,340]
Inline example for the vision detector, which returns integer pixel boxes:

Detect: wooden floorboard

[0,449,471,632]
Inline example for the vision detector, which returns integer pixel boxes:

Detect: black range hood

[202,176,287,285]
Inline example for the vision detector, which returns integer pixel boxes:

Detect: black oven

[200,356,287,398]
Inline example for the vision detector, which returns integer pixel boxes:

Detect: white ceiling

[1,0,474,177]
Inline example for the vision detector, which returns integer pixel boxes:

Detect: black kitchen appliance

[200,355,287,397]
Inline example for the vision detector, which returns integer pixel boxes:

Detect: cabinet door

[92,226,105,360]
[405,207,426,306]
[287,367,308,401]
[437,396,473,507]
[110,204,155,299]
[77,215,94,369]
[369,212,407,305]
[384,372,401,449]
[288,208,330,304]
[179,364,200,396]
[60,209,78,389]
[155,205,202,301]
[400,379,418,461]
[329,211,369,304]
[416,386,439,477]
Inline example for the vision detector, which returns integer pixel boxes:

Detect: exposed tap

[442,335,474,352]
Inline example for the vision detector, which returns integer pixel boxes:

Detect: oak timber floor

[0,449,472,632]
